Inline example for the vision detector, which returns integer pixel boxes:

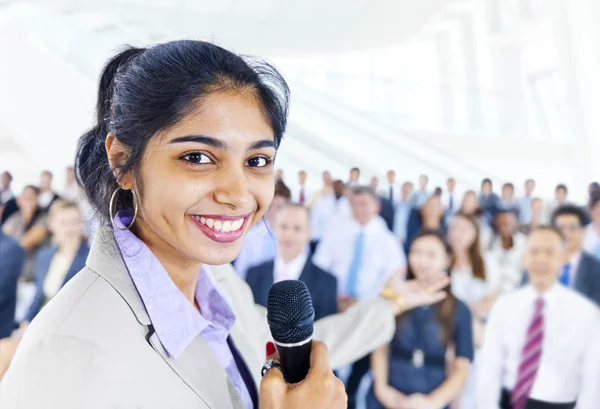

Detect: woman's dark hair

[481,178,492,188]
[274,180,292,201]
[404,229,457,346]
[449,213,486,280]
[75,41,290,222]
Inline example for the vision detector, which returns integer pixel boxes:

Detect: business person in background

[0,231,24,339]
[0,40,449,408]
[246,204,337,320]
[476,227,600,408]
[552,205,600,307]
[22,200,89,323]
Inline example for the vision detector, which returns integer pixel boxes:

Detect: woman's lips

[189,214,250,243]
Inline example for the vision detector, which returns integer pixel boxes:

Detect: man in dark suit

[0,231,24,338]
[552,205,600,307]
[246,204,338,320]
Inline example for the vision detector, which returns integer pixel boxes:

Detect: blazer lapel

[87,228,244,408]
[147,331,240,409]
[298,261,314,293]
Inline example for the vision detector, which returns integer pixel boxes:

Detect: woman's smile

[189,212,253,243]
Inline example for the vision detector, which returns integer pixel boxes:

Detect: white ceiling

[0,0,448,189]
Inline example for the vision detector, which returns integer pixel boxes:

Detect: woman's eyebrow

[169,135,226,149]
[169,135,275,151]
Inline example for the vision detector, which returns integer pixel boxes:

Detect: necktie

[346,230,364,299]
[511,298,545,409]
[389,185,394,201]
[448,194,454,213]
[299,187,305,205]
[559,263,571,287]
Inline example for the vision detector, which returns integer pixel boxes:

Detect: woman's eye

[181,153,212,164]
[246,156,271,168]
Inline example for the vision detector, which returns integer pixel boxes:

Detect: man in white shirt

[583,195,600,260]
[245,204,337,320]
[62,166,80,202]
[38,171,60,212]
[347,167,361,187]
[234,181,291,279]
[0,171,14,206]
[552,205,600,307]
[291,170,313,207]
[379,170,402,205]
[476,226,600,409]
[441,177,458,216]
[313,185,407,409]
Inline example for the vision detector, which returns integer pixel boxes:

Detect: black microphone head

[267,280,314,344]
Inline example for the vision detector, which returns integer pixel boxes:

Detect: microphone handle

[277,339,312,384]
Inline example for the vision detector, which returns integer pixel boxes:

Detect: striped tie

[511,297,545,409]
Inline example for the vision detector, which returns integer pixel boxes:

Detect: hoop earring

[109,187,138,230]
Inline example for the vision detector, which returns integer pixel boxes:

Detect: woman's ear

[105,132,133,189]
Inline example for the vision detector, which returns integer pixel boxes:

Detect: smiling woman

[0,40,449,409]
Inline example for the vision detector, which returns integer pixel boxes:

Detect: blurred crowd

[2,165,600,408]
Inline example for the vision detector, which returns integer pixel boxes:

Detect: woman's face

[448,216,477,252]
[408,236,449,282]
[461,192,477,214]
[421,196,443,220]
[113,91,276,266]
[17,187,38,214]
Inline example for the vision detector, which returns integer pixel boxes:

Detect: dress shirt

[310,194,352,241]
[410,190,430,208]
[38,191,56,209]
[441,190,459,215]
[291,184,313,206]
[62,183,80,202]
[274,250,309,283]
[451,255,501,305]
[379,182,402,204]
[483,232,527,294]
[114,213,253,408]
[583,224,600,260]
[518,195,533,225]
[234,220,276,279]
[392,200,412,244]
[0,188,13,205]
[476,284,600,408]
[313,215,406,300]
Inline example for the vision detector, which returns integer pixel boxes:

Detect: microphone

[267,280,315,384]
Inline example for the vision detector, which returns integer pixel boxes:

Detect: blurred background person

[552,205,600,307]
[313,186,406,409]
[309,170,334,208]
[405,194,446,254]
[519,197,544,235]
[410,174,430,208]
[347,167,361,187]
[309,179,352,253]
[478,178,499,225]
[37,170,60,213]
[234,180,291,279]
[0,171,14,207]
[61,166,79,202]
[22,201,88,324]
[497,182,519,215]
[476,227,600,409]
[441,177,459,217]
[246,204,337,320]
[367,231,473,409]
[275,168,284,183]
[0,230,24,339]
[380,169,401,205]
[2,185,50,320]
[291,169,313,207]
[584,193,600,260]
[483,210,526,294]
[393,181,414,246]
[517,178,536,226]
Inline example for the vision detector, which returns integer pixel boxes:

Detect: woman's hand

[384,271,450,314]
[374,383,408,409]
[259,341,347,409]
[404,393,440,409]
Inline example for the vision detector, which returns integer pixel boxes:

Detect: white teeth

[194,216,245,233]
[222,221,232,233]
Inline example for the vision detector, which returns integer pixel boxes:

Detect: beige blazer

[0,228,394,408]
